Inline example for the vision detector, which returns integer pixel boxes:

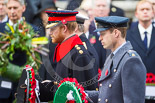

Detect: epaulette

[75,45,83,54]
[127,50,138,57]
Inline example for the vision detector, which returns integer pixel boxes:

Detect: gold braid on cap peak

[46,22,59,29]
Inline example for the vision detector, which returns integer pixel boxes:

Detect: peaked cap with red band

[45,10,78,28]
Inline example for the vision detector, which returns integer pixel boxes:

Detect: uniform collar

[112,41,133,69]
[53,34,83,62]
[113,41,126,56]
[62,34,76,43]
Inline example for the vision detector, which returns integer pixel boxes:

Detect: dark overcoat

[126,24,155,74]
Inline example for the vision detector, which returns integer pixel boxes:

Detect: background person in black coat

[127,0,155,74]
[75,9,99,79]
[88,0,111,69]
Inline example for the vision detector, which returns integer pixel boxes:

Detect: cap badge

[61,19,67,24]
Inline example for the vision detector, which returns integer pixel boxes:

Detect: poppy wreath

[53,78,88,103]
[146,73,155,86]
[0,19,48,81]
[24,65,36,103]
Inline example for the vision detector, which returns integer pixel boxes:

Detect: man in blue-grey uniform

[84,16,147,103]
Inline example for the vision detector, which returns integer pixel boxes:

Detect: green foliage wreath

[0,20,48,81]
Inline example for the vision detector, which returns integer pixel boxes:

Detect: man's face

[94,0,110,17]
[6,0,25,23]
[49,25,65,43]
[99,29,115,50]
[135,2,154,22]
[0,0,6,17]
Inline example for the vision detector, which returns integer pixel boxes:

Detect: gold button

[98,98,101,102]
[75,45,78,48]
[76,47,81,50]
[114,69,117,72]
[132,53,135,56]
[79,50,83,54]
[105,99,108,102]
[96,88,99,91]
[54,81,58,85]
[100,83,102,87]
[109,84,112,88]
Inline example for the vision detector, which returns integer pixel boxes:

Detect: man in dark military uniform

[17,10,98,102]
[85,16,147,103]
[75,9,99,78]
[40,10,98,102]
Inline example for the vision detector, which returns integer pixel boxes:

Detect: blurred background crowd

[0,0,155,103]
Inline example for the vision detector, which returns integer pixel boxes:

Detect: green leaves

[0,19,48,81]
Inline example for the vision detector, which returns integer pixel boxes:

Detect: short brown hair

[60,22,77,34]
[109,27,127,38]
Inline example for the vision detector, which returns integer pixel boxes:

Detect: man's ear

[22,5,26,13]
[62,25,67,33]
[135,11,138,19]
[74,24,78,33]
[114,29,119,38]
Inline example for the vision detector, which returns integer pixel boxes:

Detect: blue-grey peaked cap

[94,16,129,32]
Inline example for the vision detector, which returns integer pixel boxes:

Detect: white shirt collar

[113,41,126,56]
[9,17,23,26]
[138,23,152,35]
[85,31,89,39]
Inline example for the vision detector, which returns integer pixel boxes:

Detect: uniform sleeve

[72,53,98,90]
[121,57,146,103]
[85,90,99,103]
[39,82,54,102]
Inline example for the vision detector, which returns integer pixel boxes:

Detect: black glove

[8,49,27,66]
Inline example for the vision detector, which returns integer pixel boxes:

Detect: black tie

[109,53,114,69]
[143,31,148,49]
[110,53,114,59]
